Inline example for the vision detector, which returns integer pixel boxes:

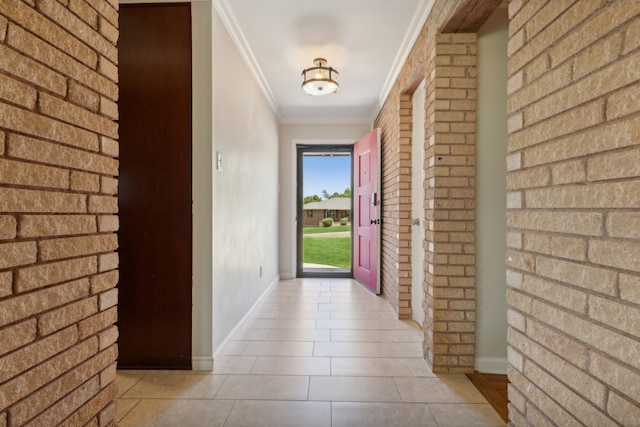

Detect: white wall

[475,7,509,373]
[212,7,280,353]
[278,124,372,278]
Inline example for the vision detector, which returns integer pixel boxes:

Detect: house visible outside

[303,197,351,227]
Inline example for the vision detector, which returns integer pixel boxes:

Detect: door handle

[370,219,380,225]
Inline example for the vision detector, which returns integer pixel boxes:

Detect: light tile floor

[116,278,505,426]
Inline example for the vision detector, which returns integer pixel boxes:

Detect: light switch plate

[216,151,223,171]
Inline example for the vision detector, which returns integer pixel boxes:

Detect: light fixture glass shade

[301,58,339,96]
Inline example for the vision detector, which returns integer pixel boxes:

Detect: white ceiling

[214,0,435,124]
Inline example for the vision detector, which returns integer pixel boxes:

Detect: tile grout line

[116,398,142,424]
[115,279,505,425]
[221,399,240,427]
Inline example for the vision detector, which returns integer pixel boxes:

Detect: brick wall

[375,0,477,372]
[427,34,477,373]
[377,90,413,318]
[506,0,640,425]
[375,0,459,320]
[303,210,322,227]
[0,0,119,425]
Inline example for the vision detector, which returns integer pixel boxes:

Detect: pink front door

[353,129,380,293]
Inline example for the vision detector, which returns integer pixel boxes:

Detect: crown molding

[375,0,435,119]
[212,0,283,121]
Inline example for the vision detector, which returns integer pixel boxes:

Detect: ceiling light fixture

[301,58,339,96]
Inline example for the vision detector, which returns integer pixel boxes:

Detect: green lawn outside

[303,236,351,268]
[303,225,351,235]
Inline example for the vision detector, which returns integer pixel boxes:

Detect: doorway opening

[296,145,353,278]
[411,79,426,328]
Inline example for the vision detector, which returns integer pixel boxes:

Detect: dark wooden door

[118,3,192,369]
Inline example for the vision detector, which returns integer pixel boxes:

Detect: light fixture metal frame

[301,57,339,96]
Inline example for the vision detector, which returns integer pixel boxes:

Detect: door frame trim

[296,144,354,278]
[287,139,359,279]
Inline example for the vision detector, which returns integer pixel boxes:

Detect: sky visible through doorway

[303,155,351,198]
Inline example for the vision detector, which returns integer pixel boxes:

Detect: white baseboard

[475,357,508,374]
[192,356,214,371]
[279,272,295,280]
[212,274,280,360]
